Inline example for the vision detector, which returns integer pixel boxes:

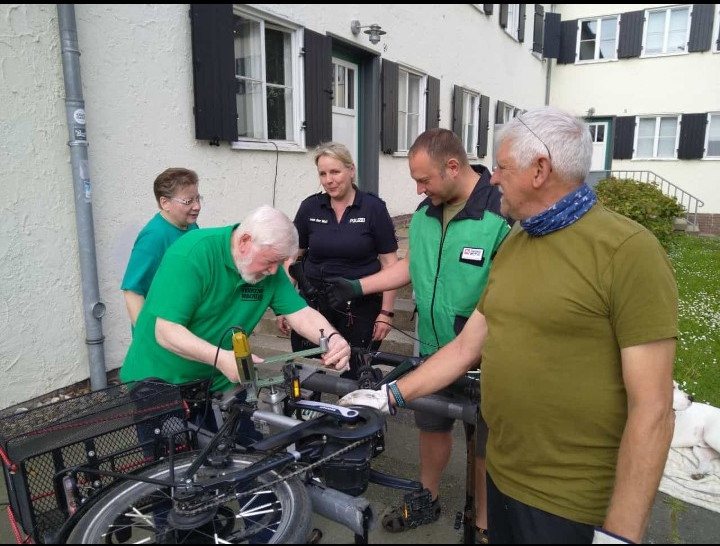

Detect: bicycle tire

[65,451,312,544]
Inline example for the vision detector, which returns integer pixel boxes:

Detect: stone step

[256,296,416,337]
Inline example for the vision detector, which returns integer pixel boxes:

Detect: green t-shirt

[121,212,199,296]
[121,225,307,392]
[478,204,678,525]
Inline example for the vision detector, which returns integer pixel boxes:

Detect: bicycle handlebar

[301,372,478,425]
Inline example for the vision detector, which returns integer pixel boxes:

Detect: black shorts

[487,473,594,543]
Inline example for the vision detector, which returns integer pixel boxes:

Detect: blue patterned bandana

[520,184,597,237]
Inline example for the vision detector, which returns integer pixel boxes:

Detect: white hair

[496,106,593,183]
[238,205,298,258]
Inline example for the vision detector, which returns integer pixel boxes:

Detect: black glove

[324,277,363,310]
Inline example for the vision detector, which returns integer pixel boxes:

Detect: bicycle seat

[250,406,385,451]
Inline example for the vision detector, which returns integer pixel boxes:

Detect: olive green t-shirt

[478,204,678,524]
[121,225,306,392]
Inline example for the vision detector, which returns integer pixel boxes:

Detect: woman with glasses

[276,142,398,379]
[121,167,203,329]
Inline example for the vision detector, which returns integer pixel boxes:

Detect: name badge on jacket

[459,247,485,267]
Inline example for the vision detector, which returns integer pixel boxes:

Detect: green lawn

[668,234,720,406]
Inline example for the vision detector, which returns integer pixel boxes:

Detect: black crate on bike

[0,381,194,543]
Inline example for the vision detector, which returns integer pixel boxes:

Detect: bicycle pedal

[307,528,323,544]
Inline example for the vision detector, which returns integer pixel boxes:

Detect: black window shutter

[543,12,561,58]
[303,29,332,148]
[484,5,494,15]
[532,4,545,53]
[688,4,714,52]
[381,59,399,154]
[499,4,509,28]
[190,4,236,143]
[613,116,635,159]
[617,11,644,59]
[557,20,578,64]
[451,85,464,138]
[678,113,708,159]
[495,100,506,124]
[477,95,490,158]
[426,76,440,130]
[517,4,526,43]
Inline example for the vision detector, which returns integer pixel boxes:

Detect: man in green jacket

[327,129,510,540]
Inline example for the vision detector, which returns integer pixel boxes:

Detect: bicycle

[0,336,479,544]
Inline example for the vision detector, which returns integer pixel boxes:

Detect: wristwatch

[379,310,395,317]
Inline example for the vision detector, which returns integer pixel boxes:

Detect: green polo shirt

[121,224,306,392]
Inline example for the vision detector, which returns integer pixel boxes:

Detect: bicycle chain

[177,435,371,515]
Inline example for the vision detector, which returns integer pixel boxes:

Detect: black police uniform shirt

[294,190,398,281]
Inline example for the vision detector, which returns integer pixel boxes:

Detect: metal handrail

[598,170,704,227]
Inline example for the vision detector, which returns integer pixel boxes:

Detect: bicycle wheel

[66,452,312,544]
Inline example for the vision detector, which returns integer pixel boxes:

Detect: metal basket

[0,380,193,543]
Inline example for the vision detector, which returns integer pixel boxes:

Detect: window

[332,61,355,111]
[635,116,679,158]
[460,89,480,157]
[706,114,720,157]
[577,16,618,61]
[495,100,519,125]
[643,6,691,55]
[588,123,605,143]
[233,8,302,143]
[397,67,427,152]
[504,4,522,40]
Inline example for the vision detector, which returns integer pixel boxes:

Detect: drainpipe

[57,4,107,391]
[544,4,556,106]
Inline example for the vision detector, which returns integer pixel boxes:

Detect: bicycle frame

[1,345,480,544]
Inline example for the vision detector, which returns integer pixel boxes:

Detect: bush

[595,177,685,249]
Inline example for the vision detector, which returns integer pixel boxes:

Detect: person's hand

[373,313,392,341]
[321,332,351,372]
[592,528,633,544]
[324,277,362,310]
[339,385,391,414]
[218,349,241,383]
[276,315,291,336]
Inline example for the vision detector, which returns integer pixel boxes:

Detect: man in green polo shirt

[121,205,351,394]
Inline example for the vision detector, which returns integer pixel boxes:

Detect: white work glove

[592,528,633,544]
[338,385,391,414]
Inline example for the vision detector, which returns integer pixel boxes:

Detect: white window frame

[231,6,304,152]
[332,59,356,114]
[642,5,691,57]
[396,67,427,154]
[705,113,720,158]
[633,115,680,159]
[576,15,619,62]
[504,4,521,41]
[460,88,480,158]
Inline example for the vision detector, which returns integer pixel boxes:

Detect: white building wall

[0,4,549,408]
[551,4,720,212]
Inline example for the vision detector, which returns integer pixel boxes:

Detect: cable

[201,325,243,427]
[269,140,279,207]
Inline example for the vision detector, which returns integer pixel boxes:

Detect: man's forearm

[360,255,411,295]
[394,309,486,403]
[155,318,220,365]
[602,405,674,542]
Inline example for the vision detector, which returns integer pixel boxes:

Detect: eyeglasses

[517,116,552,162]
[169,195,203,206]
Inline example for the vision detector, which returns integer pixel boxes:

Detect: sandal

[475,526,489,544]
[381,490,441,533]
